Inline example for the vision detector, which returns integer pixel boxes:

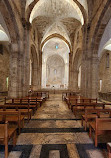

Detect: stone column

[37,50,42,90]
[22,22,31,96]
[91,54,99,98]
[81,53,99,98]
[64,63,69,88]
[68,53,73,90]
[32,68,38,91]
[73,69,79,92]
[81,55,91,97]
[8,44,19,98]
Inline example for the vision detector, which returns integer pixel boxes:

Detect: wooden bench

[107,143,111,158]
[73,102,105,117]
[65,96,85,108]
[70,98,97,110]
[36,91,49,99]
[0,121,17,158]
[89,118,111,147]
[30,91,48,99]
[0,104,32,122]
[0,111,24,133]
[82,109,111,131]
[26,96,45,107]
[62,92,77,101]
[5,98,38,113]
[23,96,45,107]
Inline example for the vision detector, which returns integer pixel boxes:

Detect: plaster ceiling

[0,12,10,42]
[99,39,111,59]
[42,37,69,64]
[41,22,71,45]
[98,18,111,57]
[29,0,84,24]
[26,0,88,13]
[104,39,111,51]
[26,0,87,49]
[0,25,9,42]
[105,44,111,51]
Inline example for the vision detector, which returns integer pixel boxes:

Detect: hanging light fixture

[55,43,59,49]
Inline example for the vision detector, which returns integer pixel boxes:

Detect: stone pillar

[8,22,31,98]
[73,70,79,92]
[37,50,42,90]
[8,44,19,98]
[64,63,69,88]
[81,55,91,97]
[68,53,73,90]
[91,54,99,98]
[32,68,38,91]
[22,22,31,96]
[81,53,99,98]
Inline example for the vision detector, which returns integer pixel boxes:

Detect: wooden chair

[89,118,111,147]
[0,121,17,158]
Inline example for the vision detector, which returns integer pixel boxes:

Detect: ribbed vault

[26,0,87,49]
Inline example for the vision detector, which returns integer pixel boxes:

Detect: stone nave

[0,0,111,158]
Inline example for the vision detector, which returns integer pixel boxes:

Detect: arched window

[54,69,57,75]
[29,60,32,85]
[106,53,109,68]
[99,80,102,92]
[6,77,9,90]
[78,65,81,89]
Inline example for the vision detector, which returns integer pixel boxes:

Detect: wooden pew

[82,109,111,131]
[0,104,32,122]
[89,118,111,147]
[0,111,24,134]
[36,91,49,99]
[65,96,85,109]
[23,96,45,107]
[107,143,111,158]
[5,98,38,113]
[30,91,48,99]
[62,92,76,101]
[70,98,97,110]
[73,102,105,117]
[0,121,17,158]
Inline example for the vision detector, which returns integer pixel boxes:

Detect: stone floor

[0,94,110,158]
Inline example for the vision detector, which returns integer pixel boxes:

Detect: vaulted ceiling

[26,0,88,50]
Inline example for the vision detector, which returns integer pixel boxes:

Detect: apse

[42,37,69,89]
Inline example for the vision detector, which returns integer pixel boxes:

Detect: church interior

[0,0,111,158]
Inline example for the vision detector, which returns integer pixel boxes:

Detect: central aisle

[9,94,105,158]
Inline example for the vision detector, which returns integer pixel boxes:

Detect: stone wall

[99,50,111,93]
[0,45,9,91]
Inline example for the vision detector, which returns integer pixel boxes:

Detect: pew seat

[73,103,105,117]
[0,111,24,133]
[0,105,32,121]
[107,143,111,158]
[82,109,111,131]
[0,121,17,158]
[89,118,111,147]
